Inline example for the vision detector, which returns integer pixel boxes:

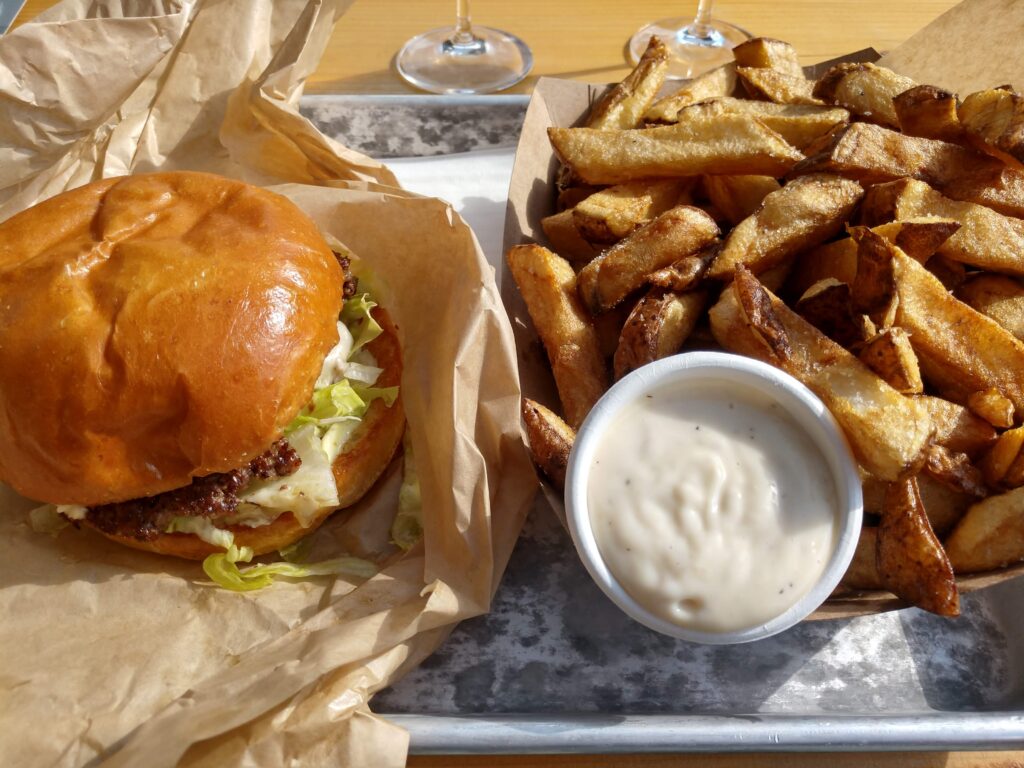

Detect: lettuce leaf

[286,380,398,436]
[340,293,383,355]
[203,548,377,592]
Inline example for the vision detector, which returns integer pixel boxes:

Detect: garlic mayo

[587,382,838,633]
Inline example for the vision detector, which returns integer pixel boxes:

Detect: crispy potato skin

[521,398,575,492]
[877,477,960,617]
[946,486,1024,573]
[732,37,804,78]
[613,289,706,380]
[643,63,736,124]
[813,63,916,128]
[894,85,964,142]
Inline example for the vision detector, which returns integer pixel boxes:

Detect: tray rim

[300,90,1024,754]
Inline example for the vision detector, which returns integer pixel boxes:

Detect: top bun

[0,172,344,505]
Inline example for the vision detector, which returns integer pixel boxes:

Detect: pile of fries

[508,36,1024,618]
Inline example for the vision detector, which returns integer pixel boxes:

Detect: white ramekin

[564,351,864,645]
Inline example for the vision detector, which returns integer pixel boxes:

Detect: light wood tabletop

[15,0,959,93]
[10,1,1023,766]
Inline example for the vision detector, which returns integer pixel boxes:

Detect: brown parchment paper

[501,0,1024,621]
[0,1,535,766]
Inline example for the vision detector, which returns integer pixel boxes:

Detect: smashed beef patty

[85,440,302,541]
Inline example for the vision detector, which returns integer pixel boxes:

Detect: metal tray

[300,94,1024,754]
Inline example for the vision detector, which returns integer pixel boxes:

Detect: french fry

[860,179,1024,276]
[945,486,1024,573]
[708,270,933,480]
[888,244,1024,417]
[917,395,997,459]
[646,243,719,292]
[858,328,923,394]
[979,427,1024,488]
[592,302,631,362]
[922,444,987,499]
[813,63,916,128]
[702,174,781,226]
[576,205,719,314]
[795,279,874,349]
[572,178,693,244]
[967,388,1016,428]
[863,473,971,536]
[958,88,1024,168]
[587,36,670,131]
[732,37,804,78]
[707,173,862,279]
[643,63,737,124]
[547,115,804,185]
[926,255,967,291]
[541,210,601,264]
[792,122,1024,218]
[506,244,608,429]
[956,274,1024,341]
[737,66,823,105]
[876,477,959,616]
[841,526,885,591]
[521,398,575,492]
[674,98,849,149]
[613,288,707,380]
[893,85,964,142]
[788,218,960,297]
[850,227,897,322]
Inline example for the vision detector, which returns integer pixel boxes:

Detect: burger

[0,171,405,572]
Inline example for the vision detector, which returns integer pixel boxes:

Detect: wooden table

[10,1,1022,766]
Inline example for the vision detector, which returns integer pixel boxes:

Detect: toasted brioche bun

[0,172,344,506]
[81,306,405,560]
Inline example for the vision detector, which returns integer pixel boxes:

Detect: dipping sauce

[587,382,838,633]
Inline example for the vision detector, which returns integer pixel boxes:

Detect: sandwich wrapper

[0,1,534,766]
[502,0,1024,621]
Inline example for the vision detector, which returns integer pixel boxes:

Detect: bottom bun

[85,306,406,560]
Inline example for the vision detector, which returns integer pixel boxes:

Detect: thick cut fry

[643,63,736,124]
[613,288,707,380]
[646,244,718,292]
[917,395,997,459]
[547,116,804,185]
[572,179,692,244]
[788,218,960,297]
[958,88,1024,168]
[926,255,967,291]
[863,473,971,536]
[592,302,631,362]
[733,266,792,362]
[587,36,670,130]
[708,274,933,480]
[894,85,964,142]
[576,206,719,314]
[979,427,1024,489]
[889,246,1024,417]
[732,37,804,78]
[922,444,987,499]
[703,174,781,226]
[521,398,575,492]
[506,244,608,429]
[541,210,601,264]
[675,98,849,149]
[841,527,885,591]
[956,274,1024,341]
[791,123,1024,218]
[858,328,923,394]
[795,279,874,349]
[737,66,823,105]
[850,227,897,322]
[861,179,1024,276]
[813,63,916,128]
[967,388,1015,428]
[876,477,959,616]
[946,487,1024,573]
[707,173,862,279]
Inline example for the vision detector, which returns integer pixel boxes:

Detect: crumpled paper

[0,1,535,766]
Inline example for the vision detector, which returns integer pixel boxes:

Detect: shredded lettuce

[166,517,235,549]
[203,546,377,592]
[286,380,398,437]
[340,293,384,355]
[391,435,423,550]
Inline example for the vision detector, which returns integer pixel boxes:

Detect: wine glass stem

[453,0,474,45]
[689,0,715,38]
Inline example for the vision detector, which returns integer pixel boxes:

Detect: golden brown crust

[83,307,406,559]
[0,172,343,506]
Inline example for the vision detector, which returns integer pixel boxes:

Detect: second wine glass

[629,0,751,79]
[397,1,533,94]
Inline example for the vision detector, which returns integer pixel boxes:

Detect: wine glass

[396,1,533,94]
[628,0,752,79]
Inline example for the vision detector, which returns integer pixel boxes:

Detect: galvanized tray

[301,93,1024,753]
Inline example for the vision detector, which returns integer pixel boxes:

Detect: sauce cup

[564,351,863,644]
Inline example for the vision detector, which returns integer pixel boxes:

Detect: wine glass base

[397,26,533,94]
[629,17,752,79]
